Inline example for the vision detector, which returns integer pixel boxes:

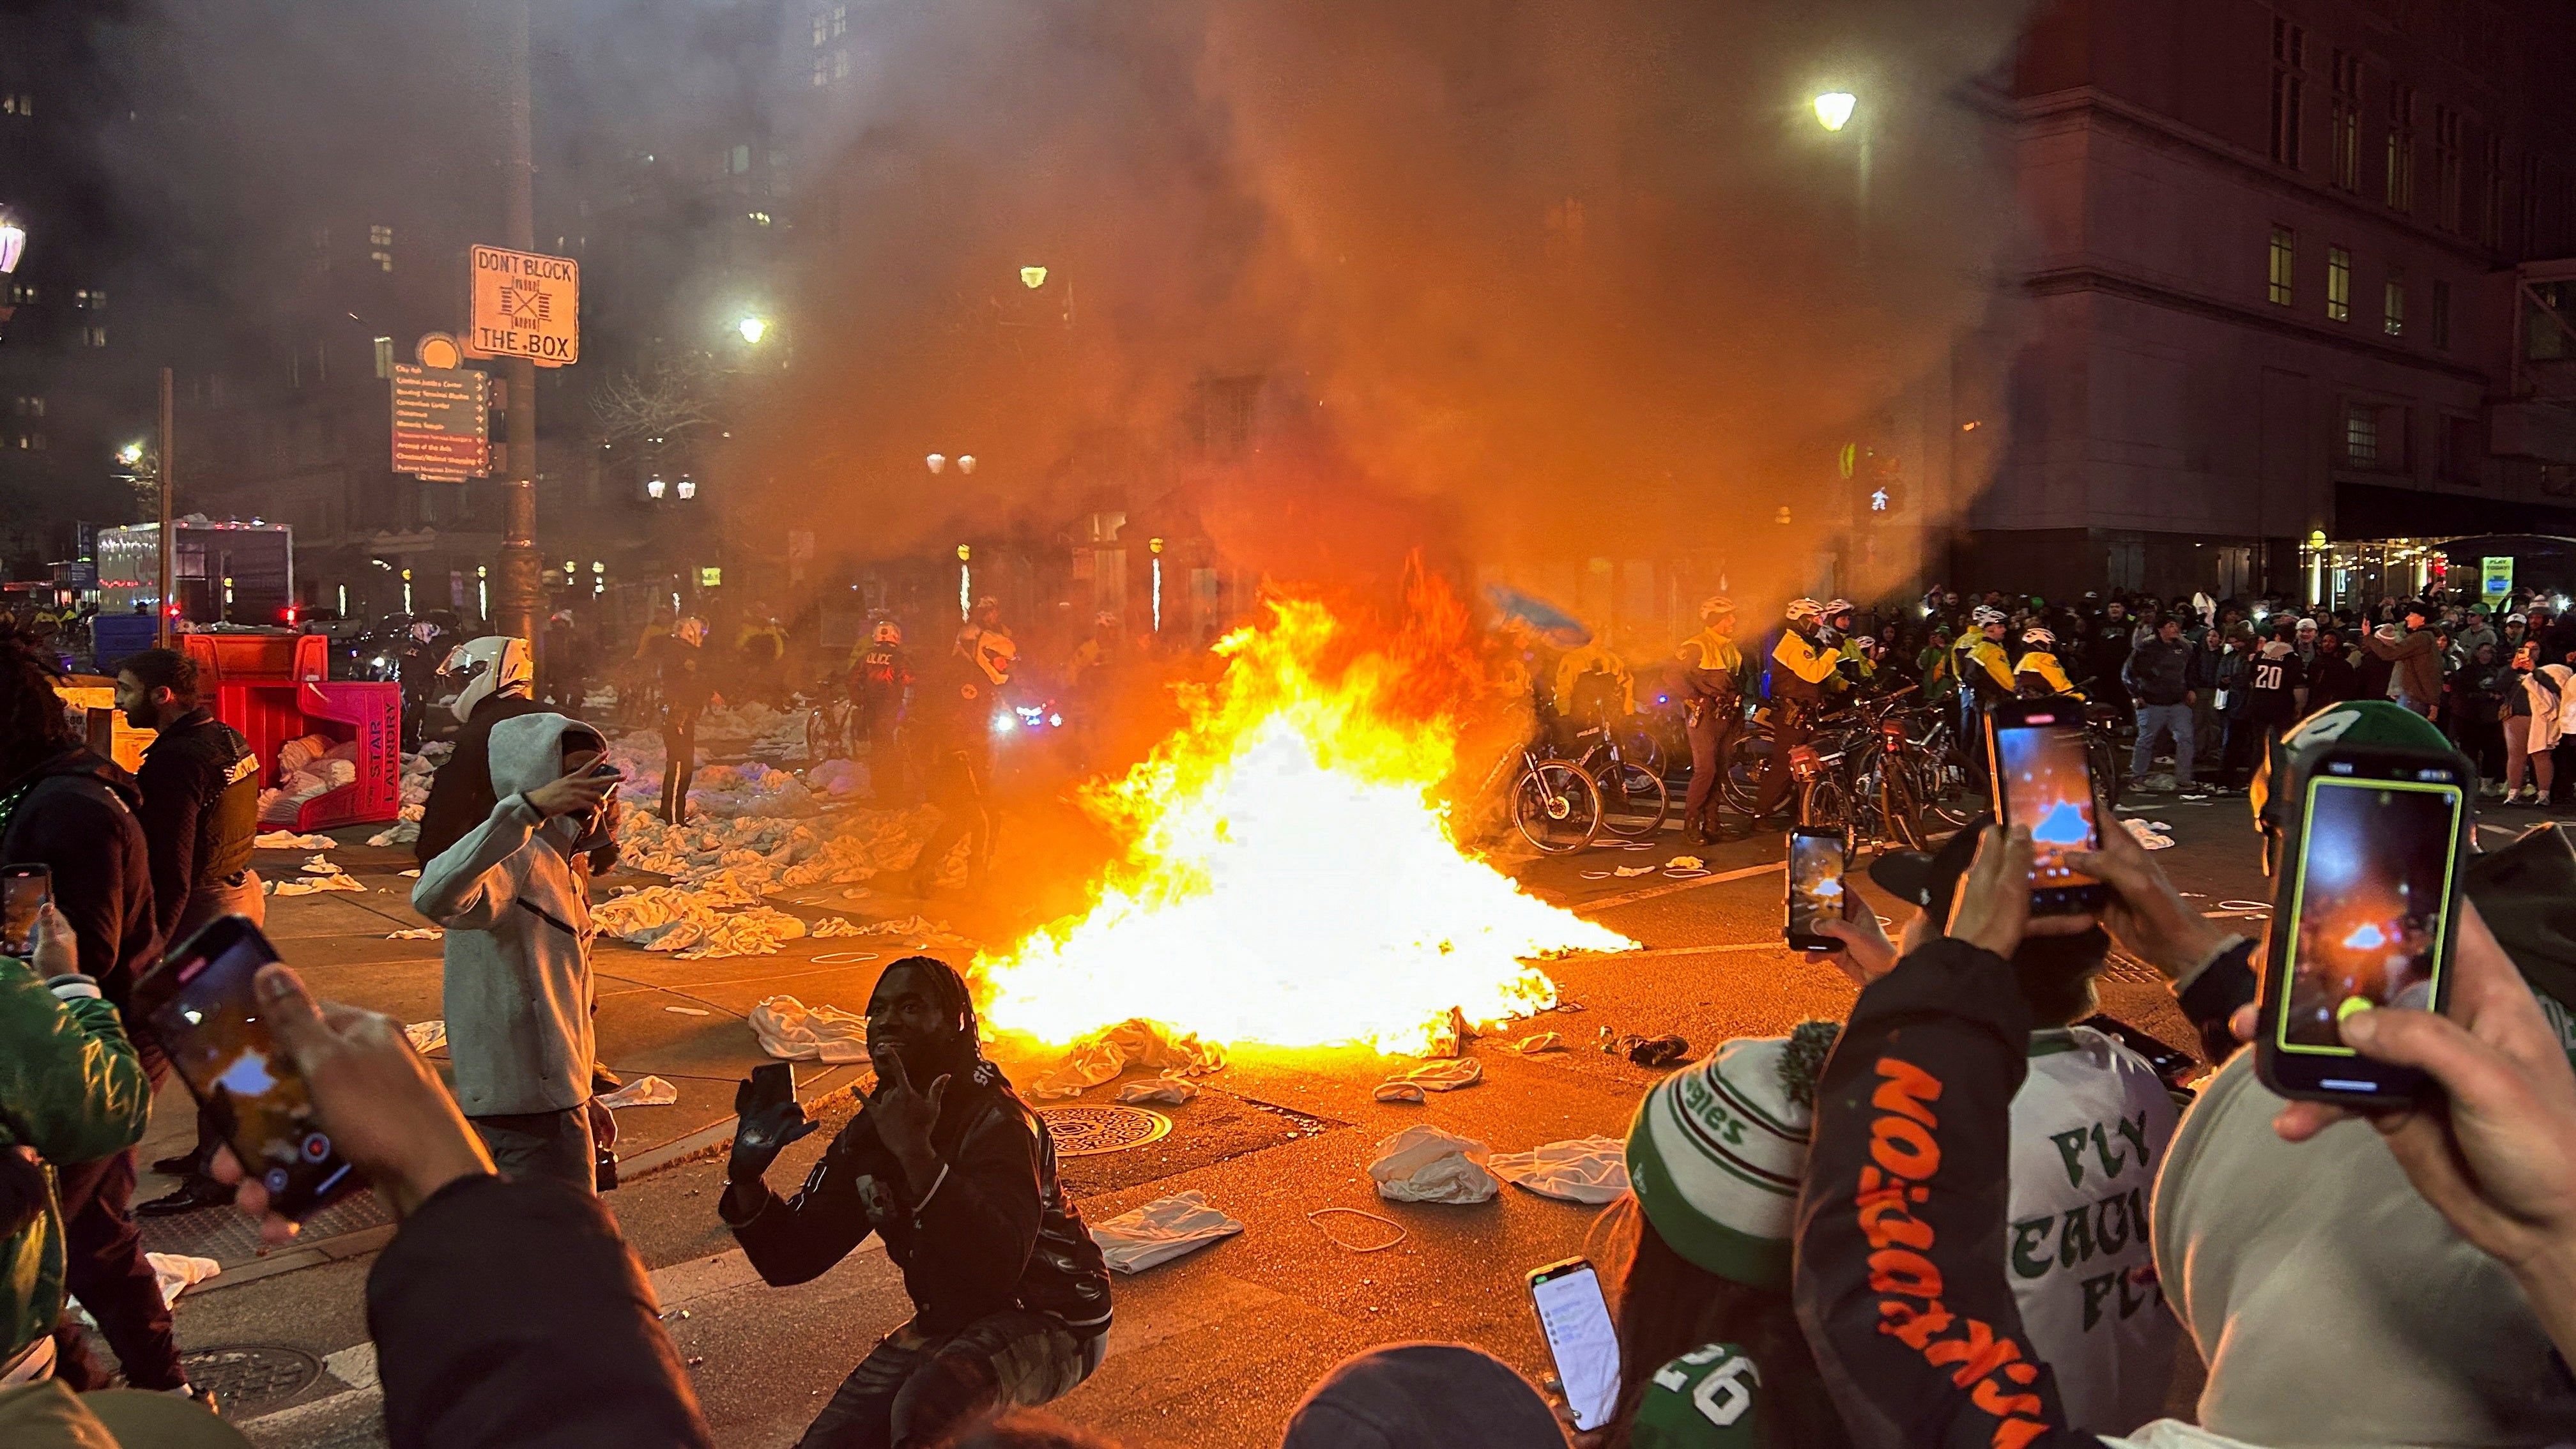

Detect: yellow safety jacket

[1553,644,1635,724]
[2014,649,2084,701]
[1770,629,1840,702]
[1962,637,2016,695]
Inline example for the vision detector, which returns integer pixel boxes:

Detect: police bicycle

[1466,735,1603,855]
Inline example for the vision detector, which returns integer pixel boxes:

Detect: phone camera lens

[263,1167,291,1193]
[300,1133,332,1162]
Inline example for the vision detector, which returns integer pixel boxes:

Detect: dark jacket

[723,1065,1113,1342]
[368,1173,714,1449]
[1791,935,2256,1449]
[415,692,549,867]
[133,707,261,945]
[0,749,162,1069]
[2307,649,2361,709]
[2119,636,2192,707]
[908,651,999,763]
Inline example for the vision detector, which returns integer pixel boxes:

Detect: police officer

[2012,625,2085,700]
[1675,595,1746,844]
[1750,599,1840,824]
[848,618,914,803]
[1819,599,1874,695]
[909,627,1016,896]
[115,647,264,1216]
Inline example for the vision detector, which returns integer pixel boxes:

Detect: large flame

[973,579,1634,1055]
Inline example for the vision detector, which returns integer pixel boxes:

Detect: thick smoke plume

[755,0,2037,607]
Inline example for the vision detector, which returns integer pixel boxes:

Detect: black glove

[728,1079,817,1185]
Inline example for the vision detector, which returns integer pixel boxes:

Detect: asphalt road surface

[123,781,2551,1448]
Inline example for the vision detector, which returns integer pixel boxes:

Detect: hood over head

[1280,1343,1564,1449]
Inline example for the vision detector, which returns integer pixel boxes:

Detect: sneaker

[134,1176,234,1217]
[148,1152,199,1178]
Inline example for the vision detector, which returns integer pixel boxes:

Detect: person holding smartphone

[411,714,621,1195]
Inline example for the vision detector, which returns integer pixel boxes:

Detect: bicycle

[1466,736,1602,855]
[1563,722,1670,839]
[805,678,857,763]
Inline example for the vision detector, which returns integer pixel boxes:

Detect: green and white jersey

[1630,1342,1761,1448]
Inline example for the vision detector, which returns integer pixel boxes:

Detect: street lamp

[0,217,24,274]
[1813,92,1857,132]
[737,315,769,345]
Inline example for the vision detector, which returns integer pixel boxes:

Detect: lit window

[374,335,395,379]
[73,288,104,310]
[370,224,393,247]
[732,144,750,174]
[27,431,41,451]
[80,325,107,348]
[2383,272,2405,337]
[2345,402,2379,467]
[2268,226,2295,305]
[834,48,850,79]
[813,56,828,86]
[2329,52,2362,190]
[7,282,34,305]
[2269,20,2304,168]
[831,4,847,36]
[1,93,31,116]
[2326,246,2351,321]
[812,8,827,45]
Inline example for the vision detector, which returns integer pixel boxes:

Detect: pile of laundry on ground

[692,701,809,760]
[364,746,442,847]
[255,733,360,825]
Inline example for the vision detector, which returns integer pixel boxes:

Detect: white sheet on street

[1487,1137,1630,1204]
[1087,1190,1245,1273]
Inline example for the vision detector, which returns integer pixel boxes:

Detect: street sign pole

[495,0,541,654]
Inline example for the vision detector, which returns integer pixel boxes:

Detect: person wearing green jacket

[0,903,152,1386]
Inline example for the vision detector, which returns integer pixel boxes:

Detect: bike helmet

[1094,611,1121,630]
[1820,598,1855,620]
[436,636,533,724]
[1699,595,1736,622]
[1970,605,2007,628]
[2250,700,2463,877]
[872,618,903,645]
[2020,626,2056,648]
[675,616,709,648]
[1783,598,1825,624]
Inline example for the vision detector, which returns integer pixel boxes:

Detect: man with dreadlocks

[720,956,1112,1448]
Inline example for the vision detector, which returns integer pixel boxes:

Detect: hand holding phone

[1785,827,1849,952]
[1528,1257,1621,1434]
[1,864,52,958]
[1984,699,2107,914]
[2258,745,2472,1105]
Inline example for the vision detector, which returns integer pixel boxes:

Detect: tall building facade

[1977,0,2576,602]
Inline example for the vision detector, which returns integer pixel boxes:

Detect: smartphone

[1528,1257,1621,1434]
[144,916,360,1220]
[1984,697,2108,914]
[738,1061,796,1117]
[1786,827,1848,950]
[586,759,624,779]
[2257,744,2472,1105]
[1,864,50,958]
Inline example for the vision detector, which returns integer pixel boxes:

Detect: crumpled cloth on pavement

[600,1075,680,1108]
[146,1252,222,1307]
[1368,1126,1498,1204]
[1115,1074,1201,1105]
[385,927,441,940]
[1374,1059,1482,1103]
[369,818,420,847]
[299,854,341,874]
[404,1020,445,1054]
[591,884,818,959]
[269,870,364,897]
[1088,1190,1244,1273]
[2122,817,2177,850]
[1030,1020,1227,1100]
[1487,1137,1630,1204]
[252,831,334,850]
[1508,1032,1565,1054]
[750,995,871,1062]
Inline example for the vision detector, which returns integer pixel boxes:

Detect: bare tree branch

[587,356,721,446]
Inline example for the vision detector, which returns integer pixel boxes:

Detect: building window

[813,54,828,86]
[2386,84,2416,212]
[2383,271,2405,336]
[2270,19,2306,168]
[834,48,850,79]
[72,288,103,310]
[79,325,106,348]
[374,335,395,379]
[0,93,31,116]
[2432,279,2451,349]
[2434,105,2464,232]
[831,4,846,37]
[2329,51,2363,190]
[7,282,34,305]
[2326,246,2351,321]
[2269,226,2296,305]
[2345,402,2381,468]
[2483,136,2504,249]
[9,395,40,417]
[369,224,394,272]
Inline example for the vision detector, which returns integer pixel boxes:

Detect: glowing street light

[0,217,24,275]
[956,454,976,475]
[118,441,144,467]
[926,453,946,474]
[1020,266,1048,289]
[737,315,769,344]
[1813,92,1857,132]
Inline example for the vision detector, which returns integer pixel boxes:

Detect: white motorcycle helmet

[437,636,533,723]
[872,618,903,645]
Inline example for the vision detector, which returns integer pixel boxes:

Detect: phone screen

[2275,774,2463,1057]
[1531,1262,1621,1432]
[1994,717,2101,888]
[1,868,50,957]
[1787,832,1846,944]
[148,921,357,1219]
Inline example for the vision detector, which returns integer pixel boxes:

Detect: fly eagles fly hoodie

[411,714,612,1117]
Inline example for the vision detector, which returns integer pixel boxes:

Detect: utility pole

[493,0,542,650]
[155,367,174,647]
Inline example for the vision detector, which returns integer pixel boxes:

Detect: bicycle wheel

[1721,733,1770,815]
[1514,762,1602,854]
[1798,775,1850,836]
[1595,760,1669,838]
[2090,732,2125,810]
[1876,757,1929,851]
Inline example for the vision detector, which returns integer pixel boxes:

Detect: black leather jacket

[723,1064,1112,1340]
[134,709,261,942]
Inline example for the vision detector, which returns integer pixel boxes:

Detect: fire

[972,579,1634,1055]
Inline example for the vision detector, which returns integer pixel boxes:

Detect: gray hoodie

[412,714,605,1117]
[2150,1050,2576,1446]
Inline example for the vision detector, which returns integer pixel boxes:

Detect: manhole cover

[1041,1104,1173,1156]
[180,1345,321,1413]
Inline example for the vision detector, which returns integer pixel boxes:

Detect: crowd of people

[11,579,2576,1448]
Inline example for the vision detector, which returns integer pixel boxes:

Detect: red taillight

[1788,744,1823,780]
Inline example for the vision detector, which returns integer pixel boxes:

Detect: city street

[130,777,2388,1449]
